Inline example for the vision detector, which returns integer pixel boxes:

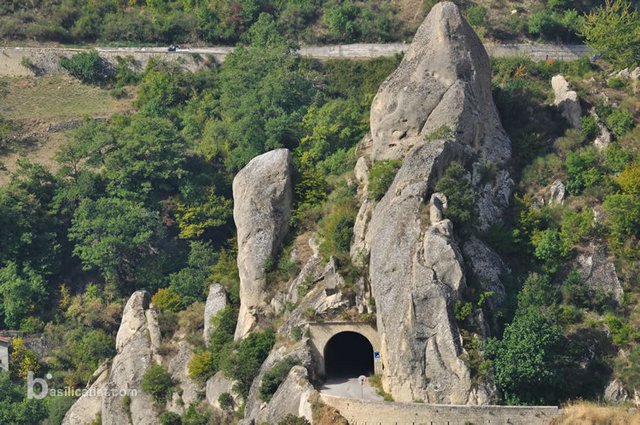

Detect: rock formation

[233,148,294,340]
[552,75,582,129]
[576,243,623,302]
[369,2,510,163]
[63,291,162,425]
[353,2,512,403]
[204,284,227,345]
[63,291,206,424]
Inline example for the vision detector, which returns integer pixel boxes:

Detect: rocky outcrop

[63,291,205,425]
[369,2,510,163]
[204,284,227,345]
[61,361,110,425]
[233,148,294,340]
[576,243,623,302]
[552,75,582,129]
[354,2,512,404]
[253,366,315,424]
[102,291,161,425]
[206,371,237,410]
[63,291,162,425]
[462,237,509,314]
[604,379,629,403]
[549,179,566,205]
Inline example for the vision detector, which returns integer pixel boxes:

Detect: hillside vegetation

[0,2,639,424]
[1,0,638,46]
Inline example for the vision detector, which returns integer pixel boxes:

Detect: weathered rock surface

[206,371,237,410]
[254,366,315,424]
[233,148,293,340]
[357,2,512,405]
[462,236,509,313]
[61,361,110,425]
[369,2,510,163]
[604,378,629,403]
[576,243,623,302]
[552,75,582,128]
[204,284,227,345]
[63,291,205,425]
[549,179,566,205]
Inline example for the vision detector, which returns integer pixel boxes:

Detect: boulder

[429,192,448,223]
[233,148,293,340]
[549,179,566,205]
[576,243,623,302]
[604,379,629,403]
[369,2,510,164]
[552,75,582,129]
[204,284,227,345]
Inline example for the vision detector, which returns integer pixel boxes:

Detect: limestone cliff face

[233,148,294,340]
[356,2,512,404]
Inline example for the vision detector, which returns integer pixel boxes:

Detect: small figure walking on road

[358,375,366,399]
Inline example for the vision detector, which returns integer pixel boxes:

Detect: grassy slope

[0,75,133,184]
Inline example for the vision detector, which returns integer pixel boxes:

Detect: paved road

[0,42,591,77]
[319,377,384,402]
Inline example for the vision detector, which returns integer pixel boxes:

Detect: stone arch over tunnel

[308,322,382,379]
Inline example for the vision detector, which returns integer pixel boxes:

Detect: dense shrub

[218,392,234,410]
[368,160,401,201]
[152,288,183,312]
[141,364,174,403]
[221,328,275,398]
[160,411,182,425]
[435,162,475,228]
[259,358,300,401]
[605,108,635,139]
[60,50,112,85]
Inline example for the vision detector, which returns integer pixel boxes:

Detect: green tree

[581,0,640,68]
[0,262,47,329]
[201,14,316,171]
[68,196,164,284]
[141,364,174,403]
[368,160,401,201]
[60,50,112,85]
[168,241,218,304]
[487,308,563,404]
[0,372,47,425]
[104,115,188,193]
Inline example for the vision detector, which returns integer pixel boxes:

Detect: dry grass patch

[552,401,640,425]
[2,75,132,122]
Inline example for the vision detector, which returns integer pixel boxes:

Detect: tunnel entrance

[324,331,374,378]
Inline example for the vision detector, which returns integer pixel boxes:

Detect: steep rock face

[254,366,315,424]
[358,2,512,404]
[233,148,294,340]
[462,236,509,314]
[368,141,472,403]
[369,2,510,163]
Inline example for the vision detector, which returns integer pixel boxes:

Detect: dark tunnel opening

[324,331,374,379]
